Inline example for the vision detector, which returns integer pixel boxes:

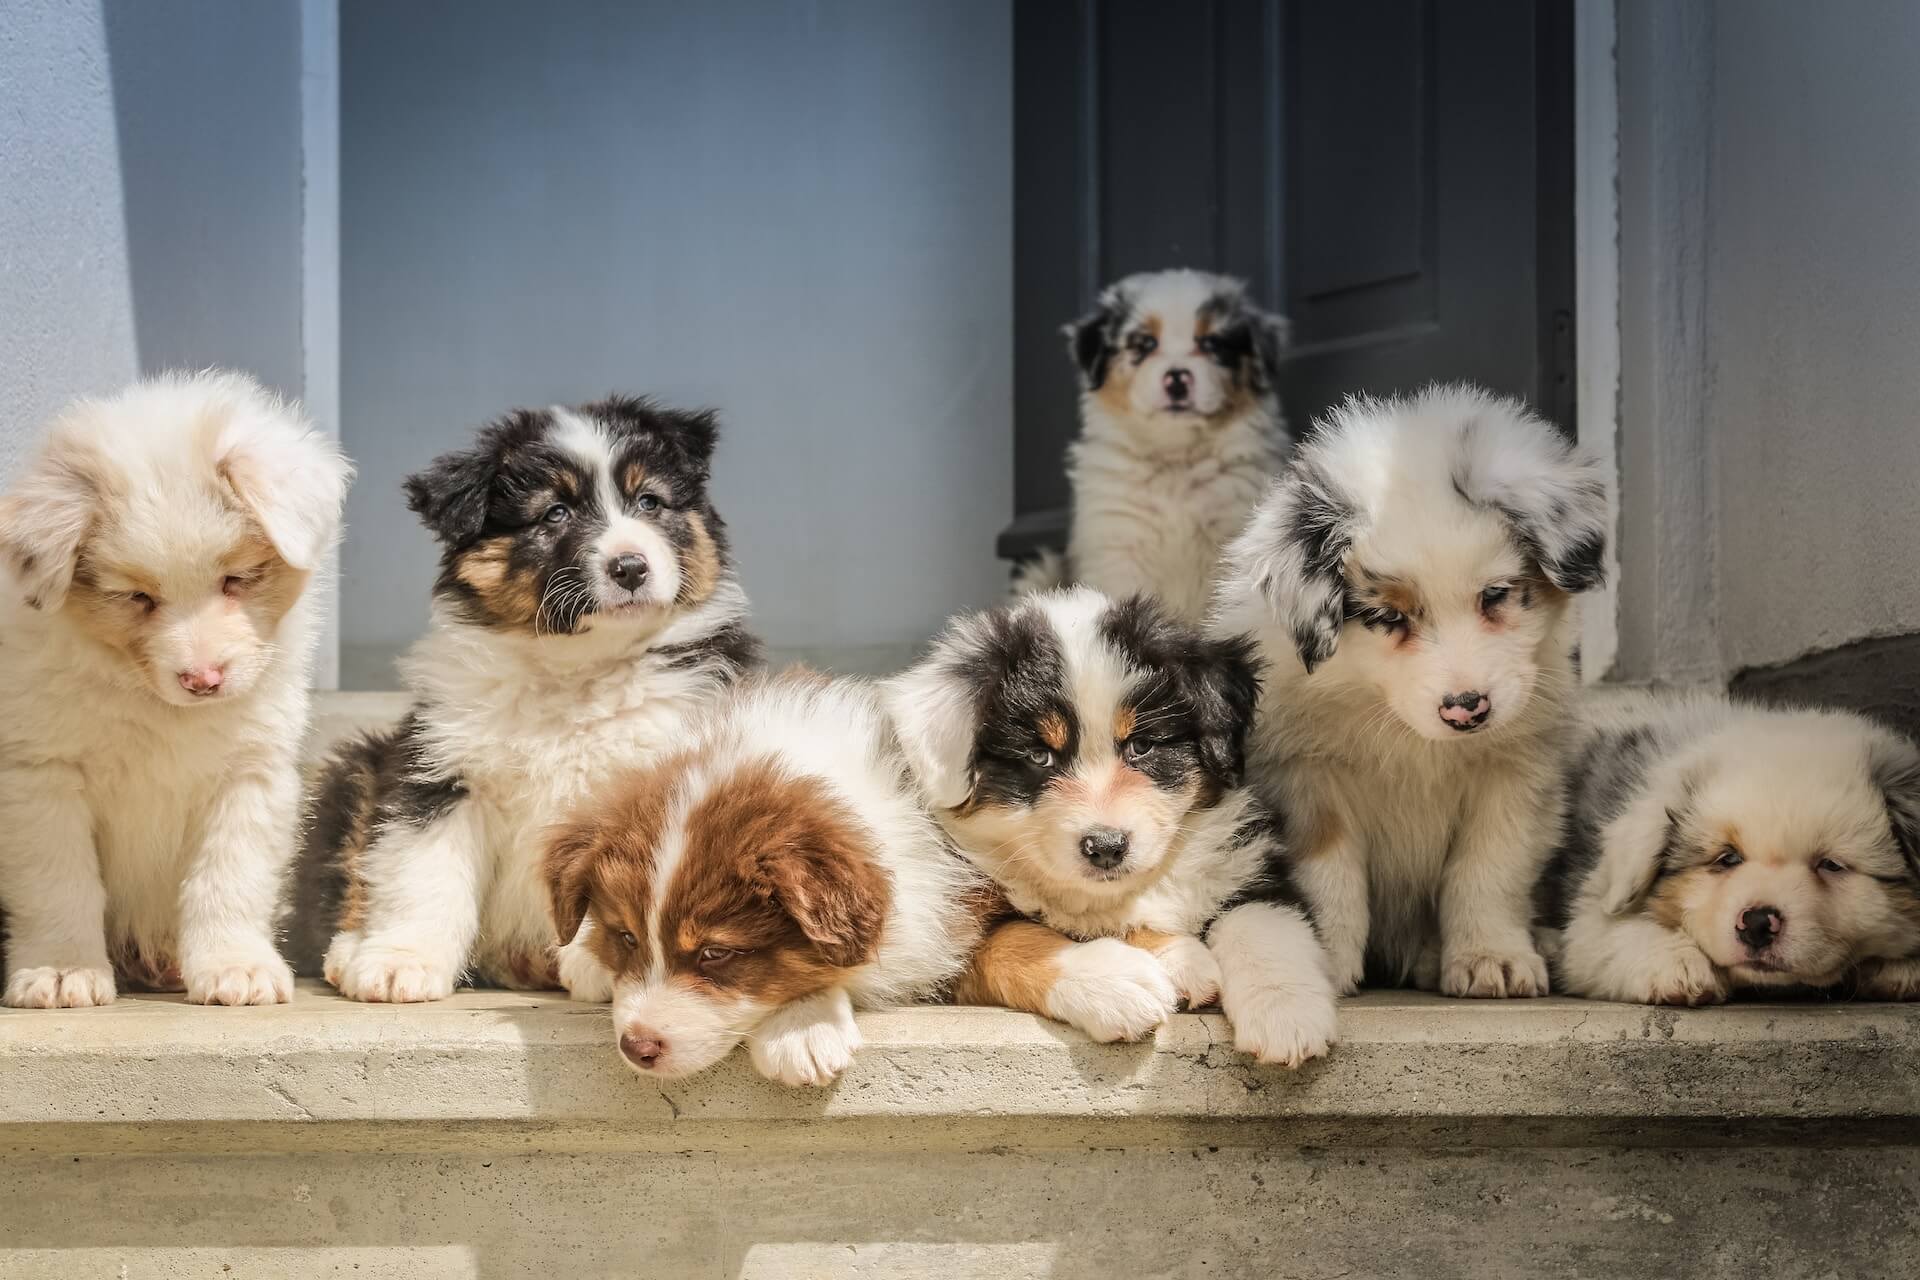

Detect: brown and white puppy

[546,673,986,1085]
[1539,692,1920,1004]
[291,396,759,1001]
[0,371,350,1007]
[1016,270,1291,622]
[886,588,1339,1067]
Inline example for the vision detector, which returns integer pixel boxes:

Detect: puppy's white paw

[1633,944,1729,1006]
[1228,985,1339,1069]
[1441,944,1551,999]
[1044,938,1178,1042]
[558,938,614,1003]
[1154,935,1223,1009]
[3,965,116,1009]
[185,954,294,1006]
[1858,956,1920,1001]
[335,948,457,1003]
[749,989,861,1087]
[321,931,360,990]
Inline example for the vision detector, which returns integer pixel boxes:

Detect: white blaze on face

[549,409,681,609]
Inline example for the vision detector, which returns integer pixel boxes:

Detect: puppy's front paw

[558,938,614,1003]
[1228,986,1339,1069]
[3,965,116,1009]
[749,990,861,1087]
[1153,935,1223,1009]
[1856,956,1920,1001]
[1044,938,1178,1042]
[1441,944,1551,998]
[185,954,294,1006]
[335,948,457,1003]
[1635,944,1728,1006]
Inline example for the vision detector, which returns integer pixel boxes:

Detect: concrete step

[2,983,1916,1278]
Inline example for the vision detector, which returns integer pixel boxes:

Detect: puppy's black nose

[607,554,649,591]
[1438,690,1492,731]
[1163,367,1192,401]
[1080,827,1130,870]
[1737,905,1783,951]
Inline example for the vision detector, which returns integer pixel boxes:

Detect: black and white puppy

[291,396,760,1000]
[1213,385,1609,998]
[887,588,1338,1067]
[1018,270,1291,622]
[1539,693,1920,1004]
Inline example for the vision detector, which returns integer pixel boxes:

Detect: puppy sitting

[293,396,759,1001]
[1019,270,1290,622]
[0,372,351,1007]
[886,588,1339,1067]
[1539,693,1920,1004]
[1213,385,1609,998]
[545,673,988,1086]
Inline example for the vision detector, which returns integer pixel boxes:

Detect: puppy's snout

[1080,827,1130,871]
[1438,690,1491,731]
[606,554,649,592]
[1736,905,1783,951]
[178,666,225,697]
[1162,367,1192,402]
[620,1028,668,1070]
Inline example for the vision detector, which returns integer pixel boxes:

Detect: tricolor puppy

[886,589,1339,1067]
[1017,270,1291,622]
[545,673,987,1085]
[1539,693,1920,1004]
[0,371,350,1007]
[1213,384,1609,997]
[292,395,759,1000]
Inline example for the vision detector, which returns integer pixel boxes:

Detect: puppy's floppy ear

[1595,766,1698,916]
[1063,286,1126,391]
[0,431,101,611]
[216,397,354,572]
[672,407,720,471]
[764,823,891,968]
[404,443,497,547]
[1251,308,1292,396]
[883,647,981,811]
[1218,458,1354,674]
[1185,629,1265,788]
[543,818,601,946]
[1450,392,1610,594]
[1868,731,1920,881]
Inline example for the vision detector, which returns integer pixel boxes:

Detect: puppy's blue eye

[637,494,661,512]
[1480,585,1511,610]
[1025,749,1055,770]
[1817,857,1848,874]
[1128,334,1157,357]
[1714,847,1744,870]
[543,504,570,525]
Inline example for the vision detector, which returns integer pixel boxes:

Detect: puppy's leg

[953,919,1176,1042]
[1208,903,1340,1068]
[1290,843,1369,995]
[331,801,486,1003]
[1438,769,1555,998]
[1858,956,1920,1001]
[179,763,299,1006]
[1126,928,1221,1008]
[749,986,861,1087]
[0,764,115,1008]
[557,917,614,1003]
[1557,910,1727,1005]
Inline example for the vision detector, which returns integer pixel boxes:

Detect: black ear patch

[1063,292,1128,391]
[404,442,499,548]
[1099,595,1266,791]
[586,394,721,475]
[1870,735,1920,881]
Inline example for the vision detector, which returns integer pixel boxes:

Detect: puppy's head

[546,749,890,1079]
[405,396,732,638]
[1066,270,1288,431]
[1220,384,1607,741]
[1596,713,1920,988]
[0,371,351,707]
[886,588,1260,903]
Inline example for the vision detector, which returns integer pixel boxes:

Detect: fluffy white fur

[1021,270,1291,621]
[0,371,350,1007]
[1543,692,1920,1004]
[1213,385,1609,998]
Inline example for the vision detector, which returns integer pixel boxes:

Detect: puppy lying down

[545,672,988,1085]
[1538,691,1920,1004]
[887,588,1340,1067]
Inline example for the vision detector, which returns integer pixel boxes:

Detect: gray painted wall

[338,0,1012,685]
[1614,0,1920,683]
[0,0,305,471]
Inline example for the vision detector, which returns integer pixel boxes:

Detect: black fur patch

[1064,294,1127,391]
[1207,807,1315,929]
[1098,594,1263,794]
[656,620,763,676]
[946,605,1077,809]
[1197,287,1288,394]
[1280,465,1355,672]
[1536,724,1660,928]
[1869,736,1920,882]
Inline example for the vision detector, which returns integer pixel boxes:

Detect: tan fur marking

[453,536,540,628]
[1038,712,1070,753]
[1112,706,1136,743]
[951,919,1074,1014]
[622,462,649,497]
[1123,927,1184,958]
[677,512,721,606]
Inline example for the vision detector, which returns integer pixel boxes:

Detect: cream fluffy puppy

[0,372,351,1007]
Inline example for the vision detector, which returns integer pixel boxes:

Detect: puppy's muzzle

[1438,690,1491,732]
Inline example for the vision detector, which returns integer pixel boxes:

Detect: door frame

[1574,0,1621,683]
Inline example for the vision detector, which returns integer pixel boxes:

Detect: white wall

[0,0,306,474]
[1614,0,1920,684]
[337,0,1012,685]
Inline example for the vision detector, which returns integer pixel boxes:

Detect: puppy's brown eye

[1123,737,1157,762]
[618,930,638,949]
[1713,847,1745,870]
[696,946,739,969]
[1197,334,1222,357]
[222,575,249,596]
[128,591,157,613]
[1817,857,1848,875]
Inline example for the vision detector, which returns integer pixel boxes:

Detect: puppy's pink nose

[1438,691,1491,731]
[620,1028,668,1070]
[178,666,224,696]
